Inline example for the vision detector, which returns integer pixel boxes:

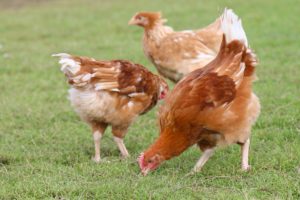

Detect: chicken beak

[141,168,150,176]
[128,17,136,25]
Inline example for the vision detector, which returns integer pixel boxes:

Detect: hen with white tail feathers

[53,53,168,162]
[129,8,248,82]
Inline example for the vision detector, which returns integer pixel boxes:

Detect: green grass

[0,0,300,199]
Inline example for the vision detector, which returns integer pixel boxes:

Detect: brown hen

[53,54,168,162]
[138,16,260,175]
[129,8,247,82]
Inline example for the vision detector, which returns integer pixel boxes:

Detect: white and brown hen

[53,54,168,162]
[129,8,247,82]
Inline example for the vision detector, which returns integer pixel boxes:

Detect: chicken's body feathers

[54,54,168,161]
[131,9,246,83]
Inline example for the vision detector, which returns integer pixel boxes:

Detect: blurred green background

[0,0,299,199]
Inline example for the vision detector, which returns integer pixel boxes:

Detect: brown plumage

[53,53,169,162]
[138,33,260,175]
[129,9,246,83]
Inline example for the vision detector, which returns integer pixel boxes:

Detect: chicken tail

[206,33,257,87]
[52,53,81,76]
[52,53,94,87]
[220,8,248,47]
[219,9,258,78]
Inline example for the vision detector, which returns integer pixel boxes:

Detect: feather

[221,8,248,46]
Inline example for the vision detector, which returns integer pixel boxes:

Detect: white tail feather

[52,53,80,75]
[52,53,71,58]
[221,8,248,47]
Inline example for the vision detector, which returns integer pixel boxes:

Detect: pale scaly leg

[193,149,214,172]
[112,126,129,159]
[113,137,129,159]
[241,138,251,171]
[91,123,107,163]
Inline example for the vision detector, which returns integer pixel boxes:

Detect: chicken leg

[193,148,214,172]
[241,138,251,171]
[91,123,107,163]
[112,126,129,159]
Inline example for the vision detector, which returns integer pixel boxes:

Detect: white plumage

[221,8,248,47]
[52,53,81,75]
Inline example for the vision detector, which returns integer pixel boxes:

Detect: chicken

[129,9,247,83]
[138,14,260,175]
[53,54,169,162]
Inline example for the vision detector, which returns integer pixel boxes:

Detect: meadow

[0,0,299,199]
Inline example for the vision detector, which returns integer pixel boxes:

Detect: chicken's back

[54,54,166,127]
[143,29,220,82]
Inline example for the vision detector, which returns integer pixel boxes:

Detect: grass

[0,0,300,199]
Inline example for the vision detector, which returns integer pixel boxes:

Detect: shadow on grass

[0,156,11,166]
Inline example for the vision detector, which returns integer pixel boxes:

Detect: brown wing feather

[161,73,236,128]
[68,57,160,97]
[205,35,258,87]
[185,35,247,88]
